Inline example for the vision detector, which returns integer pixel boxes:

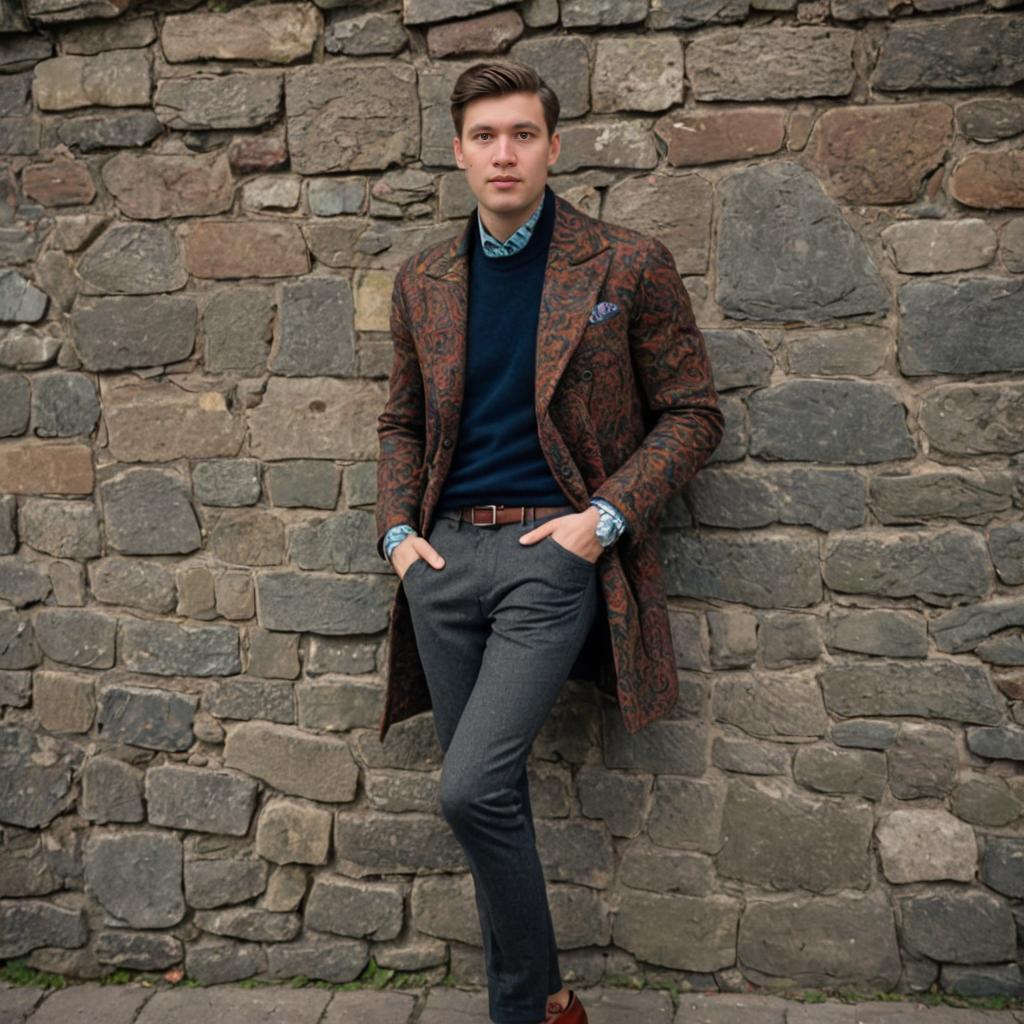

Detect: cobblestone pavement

[1,983,1022,1024]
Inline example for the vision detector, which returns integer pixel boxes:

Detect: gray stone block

[739,894,900,989]
[0,898,87,959]
[57,110,162,150]
[201,287,275,374]
[717,162,888,320]
[19,497,101,559]
[146,764,258,835]
[305,875,404,940]
[96,683,197,751]
[88,557,177,614]
[900,889,1016,964]
[873,14,1024,91]
[77,223,187,296]
[824,527,990,606]
[819,660,1003,725]
[204,677,295,724]
[0,724,82,828]
[100,468,201,555]
[184,855,267,910]
[119,619,240,676]
[265,459,340,509]
[256,570,394,635]
[718,778,873,891]
[193,459,261,507]
[284,62,418,174]
[71,295,196,371]
[0,269,47,322]
[94,930,181,970]
[0,373,29,436]
[34,607,115,669]
[80,755,144,823]
[224,721,359,803]
[31,371,100,438]
[84,831,185,929]
[271,277,356,377]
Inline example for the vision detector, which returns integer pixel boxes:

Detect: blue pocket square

[588,301,620,324]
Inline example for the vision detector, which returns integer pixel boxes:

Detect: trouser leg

[404,512,599,1023]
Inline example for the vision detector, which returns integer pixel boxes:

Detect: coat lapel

[421,190,613,424]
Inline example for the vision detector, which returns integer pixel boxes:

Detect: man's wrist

[383,523,417,561]
[589,498,626,547]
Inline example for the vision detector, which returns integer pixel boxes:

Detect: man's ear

[453,134,464,169]
[547,130,560,168]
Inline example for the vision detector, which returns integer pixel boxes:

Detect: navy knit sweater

[436,186,567,512]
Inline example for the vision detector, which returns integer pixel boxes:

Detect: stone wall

[1,0,1023,1001]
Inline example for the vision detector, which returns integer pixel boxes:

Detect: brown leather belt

[449,503,575,527]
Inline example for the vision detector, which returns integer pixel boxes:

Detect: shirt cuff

[383,523,417,561]
[589,497,627,542]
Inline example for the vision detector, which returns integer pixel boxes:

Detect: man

[375,61,724,1024]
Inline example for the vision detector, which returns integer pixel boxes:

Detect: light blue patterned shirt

[477,191,545,257]
[382,191,627,562]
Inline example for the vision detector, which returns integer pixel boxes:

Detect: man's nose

[493,137,516,163]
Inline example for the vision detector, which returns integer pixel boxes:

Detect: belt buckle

[471,504,499,526]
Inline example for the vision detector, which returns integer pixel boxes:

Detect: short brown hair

[449,61,560,141]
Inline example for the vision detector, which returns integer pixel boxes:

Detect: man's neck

[478,189,546,243]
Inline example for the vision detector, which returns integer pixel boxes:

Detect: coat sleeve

[375,262,427,561]
[591,236,725,547]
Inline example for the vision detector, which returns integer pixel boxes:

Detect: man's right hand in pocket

[392,535,445,581]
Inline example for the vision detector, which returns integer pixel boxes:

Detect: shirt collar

[477,189,546,258]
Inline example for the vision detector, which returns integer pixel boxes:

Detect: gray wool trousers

[400,508,600,1024]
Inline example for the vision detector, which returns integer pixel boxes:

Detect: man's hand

[392,534,445,581]
[518,507,603,563]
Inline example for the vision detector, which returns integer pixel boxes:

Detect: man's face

[452,90,560,237]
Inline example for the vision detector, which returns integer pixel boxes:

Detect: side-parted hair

[449,61,561,141]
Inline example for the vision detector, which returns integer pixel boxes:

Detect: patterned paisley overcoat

[375,189,725,744]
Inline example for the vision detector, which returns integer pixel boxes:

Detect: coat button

[442,438,452,448]
[580,369,593,381]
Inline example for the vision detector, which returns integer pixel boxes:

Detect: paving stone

[14,983,153,1024]
[133,987,333,1024]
